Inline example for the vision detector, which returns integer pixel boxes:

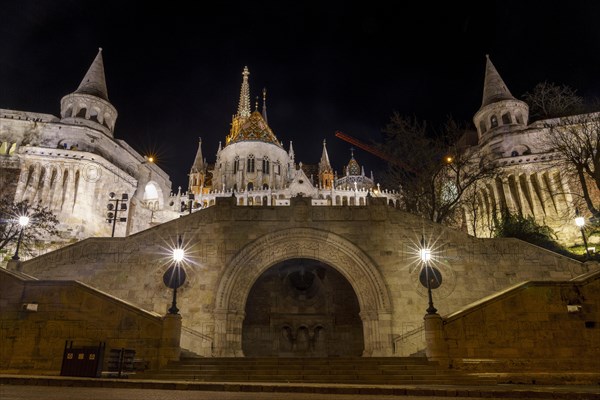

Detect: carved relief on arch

[216,227,391,315]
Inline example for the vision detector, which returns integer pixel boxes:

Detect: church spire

[261,88,268,124]
[319,139,331,170]
[191,137,205,173]
[480,54,515,108]
[237,66,251,118]
[75,48,109,101]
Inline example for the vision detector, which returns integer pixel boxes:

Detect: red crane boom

[334,130,414,172]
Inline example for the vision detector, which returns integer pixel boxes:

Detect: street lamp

[106,192,128,237]
[575,208,591,259]
[419,235,442,315]
[11,215,30,261]
[163,235,187,314]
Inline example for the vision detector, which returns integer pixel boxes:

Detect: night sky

[2,1,600,191]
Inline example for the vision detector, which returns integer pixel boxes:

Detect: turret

[189,138,208,195]
[60,48,118,137]
[473,55,529,143]
[318,140,334,189]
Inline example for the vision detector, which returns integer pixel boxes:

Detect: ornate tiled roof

[228,111,282,147]
[346,157,361,176]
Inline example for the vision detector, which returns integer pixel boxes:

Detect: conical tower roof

[191,138,206,173]
[480,55,515,108]
[319,139,332,172]
[346,148,361,176]
[75,48,109,101]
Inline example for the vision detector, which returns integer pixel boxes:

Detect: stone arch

[213,227,393,357]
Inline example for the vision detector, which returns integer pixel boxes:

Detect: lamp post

[163,235,187,314]
[575,208,590,259]
[419,235,442,315]
[106,192,128,237]
[11,215,30,261]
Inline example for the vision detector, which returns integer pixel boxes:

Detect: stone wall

[0,268,180,374]
[442,269,600,371]
[13,196,595,357]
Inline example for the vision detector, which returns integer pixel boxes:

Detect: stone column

[360,310,393,357]
[158,313,182,369]
[212,309,245,357]
[424,313,449,367]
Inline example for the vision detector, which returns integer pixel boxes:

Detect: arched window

[479,121,486,134]
[64,105,73,118]
[274,162,281,175]
[515,113,523,124]
[262,156,270,174]
[511,150,519,157]
[490,115,498,128]
[502,113,511,124]
[262,183,269,190]
[89,108,99,123]
[76,107,87,118]
[233,156,240,173]
[247,182,254,191]
[247,154,255,173]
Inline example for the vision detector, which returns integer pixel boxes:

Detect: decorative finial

[255,96,259,111]
[350,147,355,158]
[99,47,103,52]
[323,139,326,146]
[261,87,268,124]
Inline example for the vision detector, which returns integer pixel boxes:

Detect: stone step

[137,357,496,385]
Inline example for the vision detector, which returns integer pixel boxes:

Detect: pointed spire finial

[350,147,355,158]
[255,96,259,112]
[75,48,109,101]
[319,138,332,171]
[261,87,268,124]
[480,55,515,107]
[237,66,251,118]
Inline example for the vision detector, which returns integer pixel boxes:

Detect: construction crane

[334,130,414,173]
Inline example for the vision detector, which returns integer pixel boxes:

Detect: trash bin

[60,341,105,377]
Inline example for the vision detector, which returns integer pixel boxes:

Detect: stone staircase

[138,356,496,385]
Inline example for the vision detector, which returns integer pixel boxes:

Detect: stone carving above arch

[215,227,392,315]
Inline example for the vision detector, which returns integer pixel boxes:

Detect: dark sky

[2,1,600,191]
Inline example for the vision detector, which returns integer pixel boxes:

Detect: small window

[233,157,239,173]
[511,150,519,157]
[490,115,498,128]
[502,113,511,124]
[262,157,270,175]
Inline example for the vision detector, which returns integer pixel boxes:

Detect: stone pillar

[424,313,449,367]
[212,309,245,357]
[5,259,21,272]
[360,310,393,357]
[158,313,182,369]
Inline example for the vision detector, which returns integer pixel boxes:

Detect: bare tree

[543,113,600,218]
[523,81,583,121]
[0,197,59,257]
[379,113,498,225]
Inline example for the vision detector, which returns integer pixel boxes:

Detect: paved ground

[1,375,600,399]
[0,384,564,400]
